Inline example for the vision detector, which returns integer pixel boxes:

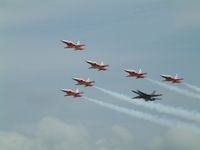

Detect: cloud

[0,132,32,150]
[151,128,200,150]
[96,125,134,150]
[0,117,200,150]
[0,117,136,150]
[0,117,91,150]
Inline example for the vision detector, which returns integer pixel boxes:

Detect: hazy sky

[1,0,200,149]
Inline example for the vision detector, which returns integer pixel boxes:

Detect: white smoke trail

[146,78,200,100]
[94,86,200,123]
[183,83,200,93]
[83,97,200,134]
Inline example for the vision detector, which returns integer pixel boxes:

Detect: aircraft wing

[132,90,139,94]
[151,94,162,97]
[150,91,162,97]
[137,90,148,96]
[132,96,142,99]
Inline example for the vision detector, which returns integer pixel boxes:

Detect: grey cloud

[2,118,200,150]
[0,117,91,150]
[0,117,136,150]
[96,124,134,150]
[151,128,200,150]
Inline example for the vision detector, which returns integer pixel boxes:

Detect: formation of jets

[132,90,162,101]
[60,39,184,101]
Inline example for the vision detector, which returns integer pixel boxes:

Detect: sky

[1,0,200,149]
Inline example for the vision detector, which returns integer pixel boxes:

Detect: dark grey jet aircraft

[132,90,162,101]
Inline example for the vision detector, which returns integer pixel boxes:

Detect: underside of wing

[132,96,142,99]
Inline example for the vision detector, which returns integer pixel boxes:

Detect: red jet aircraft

[160,74,184,83]
[86,60,109,71]
[124,69,147,78]
[73,77,95,87]
[61,88,83,97]
[61,40,85,50]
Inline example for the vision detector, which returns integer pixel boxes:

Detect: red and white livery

[86,60,109,71]
[61,40,85,50]
[124,69,147,78]
[61,88,83,97]
[160,74,184,83]
[73,77,95,87]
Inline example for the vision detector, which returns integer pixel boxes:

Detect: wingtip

[131,90,137,93]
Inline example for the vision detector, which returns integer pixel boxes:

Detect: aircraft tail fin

[75,88,79,93]
[76,88,83,94]
[175,74,179,79]
[77,41,80,45]
[174,74,184,80]
[152,91,156,95]
[139,68,142,74]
